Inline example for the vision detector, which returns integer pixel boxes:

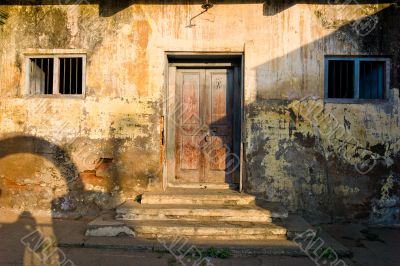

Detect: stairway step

[124,220,287,241]
[141,189,255,205]
[167,183,234,190]
[116,201,272,222]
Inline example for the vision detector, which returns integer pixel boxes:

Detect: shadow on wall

[0,135,126,216]
[0,136,86,213]
[248,5,400,221]
[255,4,400,100]
[0,133,158,265]
[0,135,82,188]
[0,118,159,214]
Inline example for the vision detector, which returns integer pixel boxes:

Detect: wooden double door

[173,68,239,185]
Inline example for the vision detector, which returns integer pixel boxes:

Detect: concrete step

[141,189,255,205]
[87,218,287,241]
[167,182,235,190]
[132,220,287,240]
[83,213,351,258]
[81,213,351,257]
[116,201,272,222]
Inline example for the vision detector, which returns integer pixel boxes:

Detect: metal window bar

[36,58,38,94]
[357,59,386,100]
[39,59,42,93]
[326,59,356,99]
[375,62,379,99]
[38,59,41,93]
[42,59,44,93]
[333,61,336,97]
[60,57,82,95]
[35,59,38,93]
[366,61,369,98]
[35,59,37,94]
[370,62,374,99]
[76,58,78,94]
[70,58,72,94]
[39,59,41,93]
[371,62,374,98]
[354,59,360,99]
[360,61,363,98]
[378,62,384,99]
[32,59,37,94]
[29,59,32,94]
[340,61,343,98]
[345,61,348,97]
[46,58,49,94]
[63,58,66,94]
[75,58,77,93]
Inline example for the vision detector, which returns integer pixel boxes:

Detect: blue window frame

[324,56,390,101]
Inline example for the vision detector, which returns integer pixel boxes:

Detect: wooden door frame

[162,52,244,191]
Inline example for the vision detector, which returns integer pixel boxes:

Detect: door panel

[175,70,205,182]
[209,136,229,171]
[181,73,200,125]
[204,69,234,183]
[210,73,229,125]
[180,136,201,170]
[175,69,234,184]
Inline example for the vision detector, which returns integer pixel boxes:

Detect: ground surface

[0,210,398,266]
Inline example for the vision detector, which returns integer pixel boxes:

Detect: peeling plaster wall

[0,2,399,222]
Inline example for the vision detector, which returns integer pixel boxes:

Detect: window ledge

[23,49,87,55]
[22,94,86,100]
[324,98,389,104]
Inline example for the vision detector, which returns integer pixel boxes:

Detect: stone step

[129,220,286,240]
[116,201,272,222]
[167,182,235,190]
[87,220,287,241]
[141,189,255,205]
[84,214,350,257]
[86,218,287,240]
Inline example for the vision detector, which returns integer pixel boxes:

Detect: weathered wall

[245,3,400,224]
[0,1,399,222]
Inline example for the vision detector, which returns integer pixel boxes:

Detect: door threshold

[167,183,238,190]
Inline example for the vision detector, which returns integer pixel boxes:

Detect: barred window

[28,55,86,96]
[325,57,389,101]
